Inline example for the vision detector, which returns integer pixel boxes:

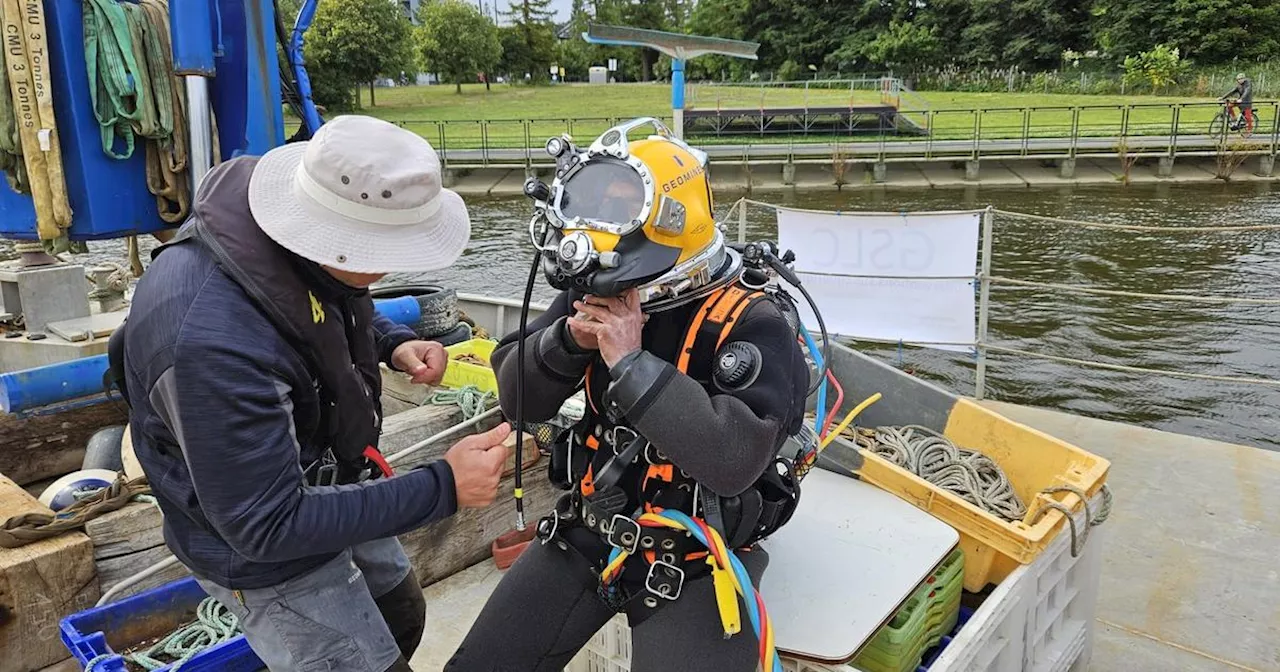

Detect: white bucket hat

[247,115,470,274]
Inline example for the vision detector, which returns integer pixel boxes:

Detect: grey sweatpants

[445,537,769,672]
[195,537,421,672]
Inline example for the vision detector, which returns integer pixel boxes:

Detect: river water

[54,181,1280,451]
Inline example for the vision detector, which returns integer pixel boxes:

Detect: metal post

[170,0,216,195]
[186,77,213,192]
[737,198,747,244]
[672,59,686,139]
[974,206,994,400]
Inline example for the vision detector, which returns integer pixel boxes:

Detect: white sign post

[608,58,618,72]
[776,208,982,352]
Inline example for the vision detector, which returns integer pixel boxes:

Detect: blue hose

[288,0,324,136]
[800,323,828,433]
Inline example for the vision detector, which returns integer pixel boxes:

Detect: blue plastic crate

[916,606,975,672]
[59,576,263,672]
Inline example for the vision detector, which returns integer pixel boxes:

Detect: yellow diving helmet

[524,117,742,312]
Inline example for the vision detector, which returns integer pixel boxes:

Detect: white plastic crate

[930,490,1106,672]
[565,493,1105,672]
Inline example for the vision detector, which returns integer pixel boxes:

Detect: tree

[416,0,502,93]
[504,0,558,82]
[863,21,941,75]
[1122,44,1189,93]
[307,0,413,107]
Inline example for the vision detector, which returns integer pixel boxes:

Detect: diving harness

[507,121,831,671]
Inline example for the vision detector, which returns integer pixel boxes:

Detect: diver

[445,119,813,671]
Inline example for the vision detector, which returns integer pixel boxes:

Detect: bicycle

[1209,99,1253,140]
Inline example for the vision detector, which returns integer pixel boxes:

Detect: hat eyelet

[336,254,348,263]
[382,190,392,199]
[361,193,369,200]
[341,176,351,185]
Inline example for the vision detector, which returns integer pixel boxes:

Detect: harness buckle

[537,512,559,545]
[607,514,641,554]
[606,427,639,459]
[645,560,685,601]
[316,464,338,487]
[644,442,670,466]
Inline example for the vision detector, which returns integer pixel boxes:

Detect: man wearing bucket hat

[113,115,511,672]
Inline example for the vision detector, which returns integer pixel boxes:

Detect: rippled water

[44,181,1280,450]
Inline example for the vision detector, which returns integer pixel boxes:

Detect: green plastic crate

[853,549,965,672]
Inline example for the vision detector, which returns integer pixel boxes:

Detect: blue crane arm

[289,0,325,137]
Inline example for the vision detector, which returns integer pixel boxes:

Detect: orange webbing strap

[717,292,767,349]
[676,288,730,373]
[678,285,767,374]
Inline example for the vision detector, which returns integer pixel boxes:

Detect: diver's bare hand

[566,311,600,350]
[572,289,647,368]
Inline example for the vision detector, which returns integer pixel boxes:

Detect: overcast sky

[473,0,575,22]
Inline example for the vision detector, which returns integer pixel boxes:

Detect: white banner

[777,208,982,351]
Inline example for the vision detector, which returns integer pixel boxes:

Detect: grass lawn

[340,83,1265,150]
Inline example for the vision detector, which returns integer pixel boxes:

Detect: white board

[777,208,982,352]
[759,467,960,663]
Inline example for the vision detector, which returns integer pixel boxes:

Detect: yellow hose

[818,392,883,452]
[2,0,73,240]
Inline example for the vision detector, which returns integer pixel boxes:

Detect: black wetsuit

[445,288,809,672]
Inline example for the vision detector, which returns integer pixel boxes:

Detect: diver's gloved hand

[570,288,649,368]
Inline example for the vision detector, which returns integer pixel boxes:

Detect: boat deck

[980,401,1278,672]
[407,402,1280,672]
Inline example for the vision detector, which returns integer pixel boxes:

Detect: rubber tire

[82,425,126,472]
[371,284,459,339]
[433,322,473,347]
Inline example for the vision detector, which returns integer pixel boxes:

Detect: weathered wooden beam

[84,503,166,561]
[0,403,125,486]
[0,474,101,671]
[94,545,189,599]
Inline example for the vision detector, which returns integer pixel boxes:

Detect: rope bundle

[1,0,74,240]
[85,597,241,672]
[84,0,213,223]
[0,474,151,549]
[854,425,1028,522]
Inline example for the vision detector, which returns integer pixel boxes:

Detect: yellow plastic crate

[440,338,499,395]
[855,399,1110,592]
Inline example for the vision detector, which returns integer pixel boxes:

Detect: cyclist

[1220,73,1254,133]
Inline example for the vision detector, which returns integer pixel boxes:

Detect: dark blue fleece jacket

[122,161,458,590]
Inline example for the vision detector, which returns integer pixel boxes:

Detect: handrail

[389,99,1280,167]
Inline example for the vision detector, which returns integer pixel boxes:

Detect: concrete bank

[409,403,1280,672]
[443,155,1278,197]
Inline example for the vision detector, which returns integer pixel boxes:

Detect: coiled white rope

[854,424,1028,522]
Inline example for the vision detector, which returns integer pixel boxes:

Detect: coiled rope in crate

[85,597,241,671]
[852,424,1112,556]
[853,424,1028,522]
[430,384,495,420]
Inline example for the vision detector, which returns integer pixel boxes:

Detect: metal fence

[389,100,1280,169]
[722,198,1280,400]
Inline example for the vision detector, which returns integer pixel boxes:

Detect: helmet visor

[558,160,647,234]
